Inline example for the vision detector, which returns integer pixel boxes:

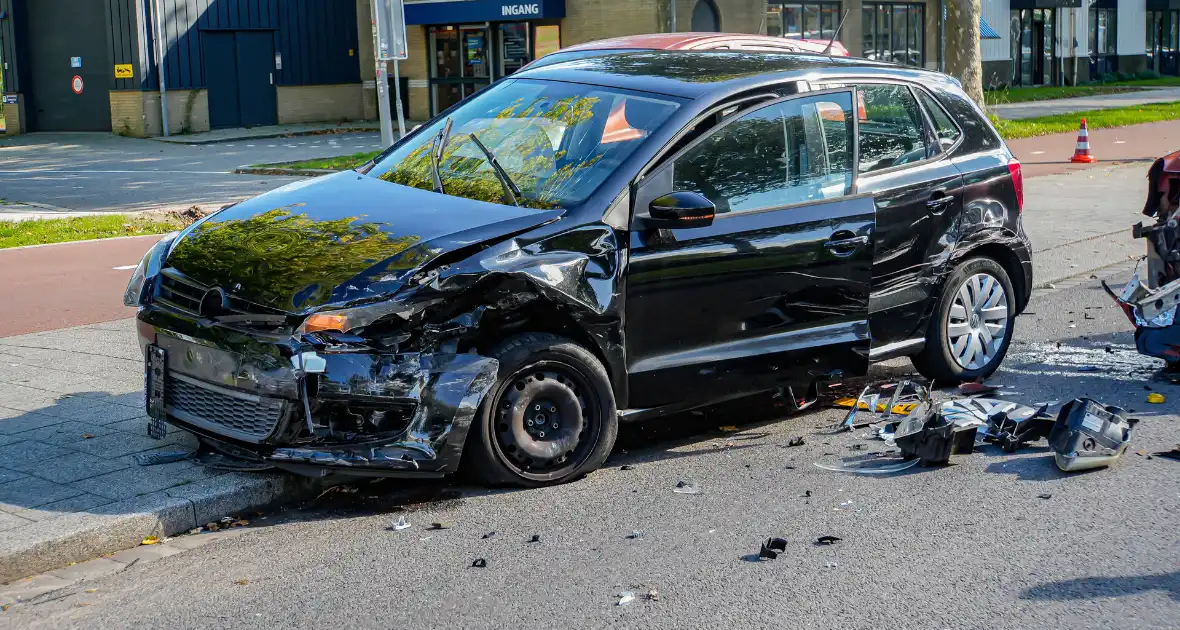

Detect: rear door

[827,82,968,346]
[625,90,876,409]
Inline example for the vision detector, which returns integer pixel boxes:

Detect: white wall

[981,0,1010,62]
[1118,0,1147,55]
[1056,6,1089,59]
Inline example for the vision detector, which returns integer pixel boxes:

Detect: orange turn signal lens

[301,313,350,333]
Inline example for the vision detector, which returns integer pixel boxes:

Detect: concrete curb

[151,126,380,145]
[233,165,339,177]
[0,471,325,583]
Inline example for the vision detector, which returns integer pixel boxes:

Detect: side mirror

[645,191,715,229]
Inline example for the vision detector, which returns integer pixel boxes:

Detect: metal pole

[372,0,394,147]
[392,59,406,138]
[152,0,169,136]
[670,0,677,32]
[938,0,945,73]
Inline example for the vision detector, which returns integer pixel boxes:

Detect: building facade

[980,0,1174,89]
[7,1,1163,136]
[0,0,368,136]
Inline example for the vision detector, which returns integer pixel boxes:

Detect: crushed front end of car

[124,172,618,478]
[1106,150,1180,368]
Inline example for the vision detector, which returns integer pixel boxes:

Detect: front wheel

[462,333,618,487]
[912,257,1016,383]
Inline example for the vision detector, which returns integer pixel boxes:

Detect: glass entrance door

[1012,9,1056,86]
[430,25,492,114]
[1148,11,1180,75]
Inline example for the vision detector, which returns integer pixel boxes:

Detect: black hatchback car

[125,52,1031,486]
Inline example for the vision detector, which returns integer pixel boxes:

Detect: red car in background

[521,32,849,71]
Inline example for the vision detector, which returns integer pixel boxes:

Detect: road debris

[471,558,487,568]
[813,458,921,475]
[1155,446,1180,461]
[427,522,451,530]
[133,450,194,466]
[673,480,701,494]
[619,465,636,471]
[958,381,1000,395]
[482,531,496,539]
[1038,493,1053,499]
[627,530,642,539]
[824,561,839,568]
[528,534,541,543]
[894,399,978,465]
[816,536,842,545]
[719,425,739,432]
[140,536,159,545]
[786,437,805,447]
[234,579,249,586]
[645,588,661,602]
[1147,393,1166,404]
[616,591,636,606]
[758,537,788,560]
[389,516,411,531]
[1049,398,1138,472]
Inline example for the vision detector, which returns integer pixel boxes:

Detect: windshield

[367,79,681,209]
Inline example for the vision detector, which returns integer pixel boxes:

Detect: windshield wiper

[468,133,522,207]
[428,117,453,194]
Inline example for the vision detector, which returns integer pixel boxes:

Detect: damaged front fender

[271,352,498,474]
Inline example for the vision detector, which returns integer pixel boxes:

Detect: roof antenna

[823,10,850,57]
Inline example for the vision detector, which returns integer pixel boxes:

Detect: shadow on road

[1022,571,1180,602]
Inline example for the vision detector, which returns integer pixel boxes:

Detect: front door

[204,31,277,129]
[625,90,876,410]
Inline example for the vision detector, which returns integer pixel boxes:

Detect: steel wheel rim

[947,272,1009,370]
[491,361,599,479]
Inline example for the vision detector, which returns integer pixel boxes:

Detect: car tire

[912,257,1017,384]
[462,333,618,487]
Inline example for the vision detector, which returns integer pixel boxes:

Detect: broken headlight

[123,232,179,307]
[297,301,414,335]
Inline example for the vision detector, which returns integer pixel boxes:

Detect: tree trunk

[944,0,985,106]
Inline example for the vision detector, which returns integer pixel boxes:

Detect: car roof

[514,50,944,100]
[559,32,821,52]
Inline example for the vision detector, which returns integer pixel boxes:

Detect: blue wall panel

[146,0,360,90]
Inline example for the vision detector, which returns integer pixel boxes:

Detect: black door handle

[926,194,955,213]
[823,233,869,257]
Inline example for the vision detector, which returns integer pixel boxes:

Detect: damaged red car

[125,52,1032,486]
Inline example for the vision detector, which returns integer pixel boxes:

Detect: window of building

[861,3,924,66]
[856,84,927,173]
[672,93,855,215]
[1089,7,1118,77]
[691,0,721,32]
[766,2,842,40]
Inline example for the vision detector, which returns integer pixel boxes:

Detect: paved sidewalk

[991,86,1180,119]
[0,319,318,582]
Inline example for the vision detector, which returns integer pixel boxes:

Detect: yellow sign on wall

[114,64,134,79]
[535,25,561,59]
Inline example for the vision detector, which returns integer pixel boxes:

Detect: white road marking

[1030,150,1045,155]
[112,265,139,270]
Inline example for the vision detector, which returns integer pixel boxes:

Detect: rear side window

[856,84,927,173]
[672,92,856,214]
[917,90,962,152]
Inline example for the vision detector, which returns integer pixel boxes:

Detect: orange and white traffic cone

[1070,118,1098,164]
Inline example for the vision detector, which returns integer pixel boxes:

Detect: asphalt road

[6,264,1178,629]
[0,132,380,212]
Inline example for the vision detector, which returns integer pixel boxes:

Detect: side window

[671,92,855,215]
[856,84,928,173]
[916,89,962,152]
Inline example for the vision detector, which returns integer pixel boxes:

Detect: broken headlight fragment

[1048,398,1137,472]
